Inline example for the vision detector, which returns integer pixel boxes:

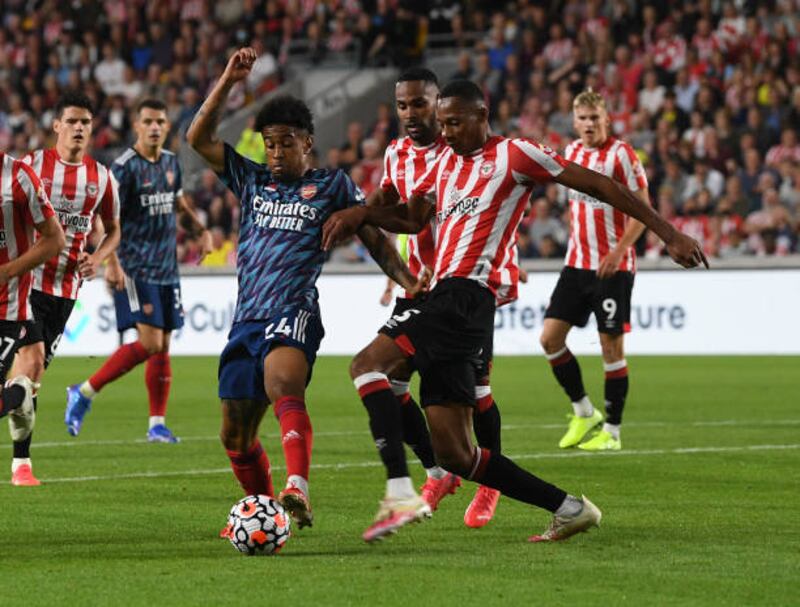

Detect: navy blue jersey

[112,148,182,284]
[218,144,364,323]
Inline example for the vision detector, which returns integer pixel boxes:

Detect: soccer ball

[226,495,291,556]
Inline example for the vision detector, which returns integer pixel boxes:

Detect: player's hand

[221,48,257,85]
[0,265,9,286]
[519,267,529,284]
[105,262,125,291]
[597,249,623,279]
[197,229,214,264]
[78,252,97,280]
[379,286,393,306]
[406,267,432,298]
[322,207,367,251]
[665,231,709,269]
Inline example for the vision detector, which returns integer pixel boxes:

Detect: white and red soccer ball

[226,495,291,556]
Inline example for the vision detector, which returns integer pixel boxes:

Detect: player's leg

[394,365,460,511]
[221,397,273,496]
[541,276,603,447]
[7,343,45,486]
[465,369,502,528]
[67,281,161,435]
[579,272,633,451]
[263,345,314,528]
[142,327,179,443]
[351,334,432,541]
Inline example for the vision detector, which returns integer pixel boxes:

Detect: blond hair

[573,89,607,110]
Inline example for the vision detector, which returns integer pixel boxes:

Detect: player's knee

[138,339,162,356]
[349,349,375,380]
[539,332,563,354]
[433,443,473,477]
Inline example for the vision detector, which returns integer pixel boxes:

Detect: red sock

[226,441,274,496]
[88,341,150,392]
[274,396,313,485]
[145,352,171,417]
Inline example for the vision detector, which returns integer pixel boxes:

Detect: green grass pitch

[1,356,797,606]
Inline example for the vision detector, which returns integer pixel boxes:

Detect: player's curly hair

[397,67,439,87]
[254,95,315,135]
[54,91,94,118]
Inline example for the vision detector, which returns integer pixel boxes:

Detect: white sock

[571,395,594,417]
[11,458,31,473]
[149,416,165,429]
[386,476,416,499]
[603,422,620,439]
[286,474,309,498]
[555,494,583,517]
[425,466,447,480]
[79,381,97,398]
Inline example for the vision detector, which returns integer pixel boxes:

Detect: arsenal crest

[480,161,495,178]
[301,184,317,199]
[166,170,175,187]
[86,182,98,197]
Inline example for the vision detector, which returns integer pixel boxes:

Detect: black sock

[13,395,35,458]
[474,401,502,452]
[604,363,629,426]
[473,448,566,512]
[0,384,25,418]
[399,394,437,469]
[355,373,409,479]
[547,348,586,402]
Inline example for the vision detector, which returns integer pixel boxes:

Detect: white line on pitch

[27,418,800,450]
[36,443,800,484]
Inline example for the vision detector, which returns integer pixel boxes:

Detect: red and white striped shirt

[22,149,120,300]
[563,137,649,273]
[0,153,56,321]
[380,135,446,297]
[413,136,567,306]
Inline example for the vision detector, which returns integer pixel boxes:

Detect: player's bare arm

[0,216,66,286]
[366,183,400,208]
[177,194,213,261]
[186,47,257,172]
[103,251,125,290]
[555,162,708,269]
[357,224,423,296]
[322,193,434,251]
[597,190,648,279]
[79,216,121,280]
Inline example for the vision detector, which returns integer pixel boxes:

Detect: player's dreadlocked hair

[137,98,167,114]
[54,90,94,118]
[254,95,315,134]
[439,80,485,105]
[397,67,439,88]
[573,88,607,110]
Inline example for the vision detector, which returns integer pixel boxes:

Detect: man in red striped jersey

[540,89,649,452]
[360,68,507,541]
[7,91,121,486]
[324,80,706,542]
[0,152,66,459]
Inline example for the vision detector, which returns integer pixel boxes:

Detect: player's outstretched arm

[357,224,422,296]
[186,47,257,173]
[322,194,433,251]
[0,216,65,285]
[555,162,709,269]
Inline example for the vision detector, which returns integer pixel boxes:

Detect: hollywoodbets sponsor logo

[436,195,480,224]
[252,195,319,232]
[58,211,92,233]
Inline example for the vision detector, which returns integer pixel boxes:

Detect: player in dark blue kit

[66,99,213,442]
[187,48,422,530]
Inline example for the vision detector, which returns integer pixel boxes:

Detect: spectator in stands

[766,128,800,168]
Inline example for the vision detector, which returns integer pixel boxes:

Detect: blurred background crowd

[1,0,799,265]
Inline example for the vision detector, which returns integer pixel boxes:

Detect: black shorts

[545,267,634,335]
[18,290,75,368]
[0,320,33,383]
[389,295,493,380]
[380,278,495,407]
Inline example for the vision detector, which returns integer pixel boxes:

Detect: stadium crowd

[1,1,799,264]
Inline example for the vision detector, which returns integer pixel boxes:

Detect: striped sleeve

[410,152,441,198]
[379,141,395,192]
[615,142,648,193]
[13,161,55,225]
[99,169,121,221]
[510,138,568,184]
